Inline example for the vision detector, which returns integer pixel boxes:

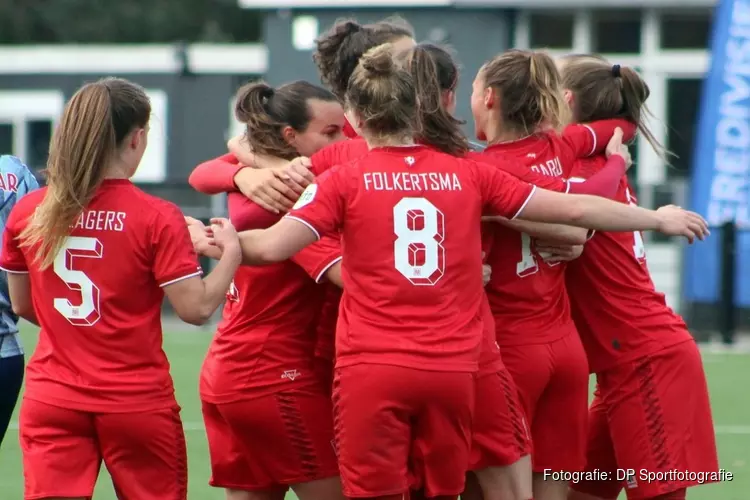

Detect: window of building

[25,120,52,172]
[592,9,642,53]
[0,124,12,157]
[528,11,575,49]
[666,78,703,179]
[660,10,712,49]
[131,90,167,183]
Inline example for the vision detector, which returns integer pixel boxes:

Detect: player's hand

[654,205,710,243]
[482,264,492,286]
[283,156,315,192]
[209,218,241,255]
[185,217,217,256]
[232,167,294,214]
[535,242,584,263]
[605,127,632,170]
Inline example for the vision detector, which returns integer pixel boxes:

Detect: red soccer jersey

[343,118,359,139]
[286,145,536,372]
[479,122,630,346]
[566,156,692,373]
[0,180,201,413]
[200,193,341,403]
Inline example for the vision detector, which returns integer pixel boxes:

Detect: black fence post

[719,221,737,345]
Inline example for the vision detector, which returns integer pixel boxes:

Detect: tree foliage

[0,0,262,43]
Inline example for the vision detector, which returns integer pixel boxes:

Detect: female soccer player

[189,17,416,213]
[198,80,345,500]
[400,42,631,500]
[0,78,241,500]
[558,55,719,500]
[197,44,707,500]
[0,155,38,449]
[469,49,635,500]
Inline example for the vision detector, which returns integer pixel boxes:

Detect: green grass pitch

[0,325,747,499]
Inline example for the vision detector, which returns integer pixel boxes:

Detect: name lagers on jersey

[529,156,563,177]
[70,210,126,232]
[0,172,20,193]
[363,171,462,192]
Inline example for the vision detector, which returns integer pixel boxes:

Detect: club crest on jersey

[293,184,317,209]
[405,156,415,166]
[281,369,301,381]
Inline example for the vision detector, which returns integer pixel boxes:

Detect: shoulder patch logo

[293,184,318,209]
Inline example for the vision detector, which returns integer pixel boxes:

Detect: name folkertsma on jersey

[363,172,462,192]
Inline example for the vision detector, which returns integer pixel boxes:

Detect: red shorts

[500,330,589,472]
[469,366,531,470]
[202,386,339,492]
[571,340,719,499]
[19,398,186,500]
[314,356,334,396]
[333,364,474,498]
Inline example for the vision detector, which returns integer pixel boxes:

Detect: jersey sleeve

[291,236,342,283]
[188,153,243,195]
[561,119,638,158]
[284,166,347,240]
[566,155,627,198]
[227,192,281,231]
[475,161,536,220]
[0,204,29,274]
[151,203,203,287]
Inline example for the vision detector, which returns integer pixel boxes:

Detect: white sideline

[6,423,750,435]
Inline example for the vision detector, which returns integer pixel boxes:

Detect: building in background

[0,0,717,322]
[241,0,714,318]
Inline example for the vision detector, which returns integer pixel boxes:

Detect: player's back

[566,156,691,373]
[8,180,200,412]
[331,146,517,371]
[480,133,578,345]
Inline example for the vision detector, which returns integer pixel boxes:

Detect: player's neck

[365,134,415,149]
[486,127,529,146]
[102,161,132,180]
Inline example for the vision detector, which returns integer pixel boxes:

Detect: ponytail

[528,52,571,132]
[235,81,297,160]
[559,55,670,160]
[20,78,151,269]
[481,49,569,137]
[407,43,468,156]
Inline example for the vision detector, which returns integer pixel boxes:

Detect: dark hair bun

[342,21,362,35]
[360,44,395,77]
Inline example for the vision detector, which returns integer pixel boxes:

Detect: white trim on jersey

[582,124,597,156]
[0,266,28,274]
[284,216,322,241]
[160,270,202,288]
[511,185,537,220]
[315,256,342,283]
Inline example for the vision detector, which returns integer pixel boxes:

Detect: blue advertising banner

[686,0,750,305]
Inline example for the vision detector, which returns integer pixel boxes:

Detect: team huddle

[0,14,720,500]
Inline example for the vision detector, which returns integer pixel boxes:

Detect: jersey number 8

[393,197,446,286]
[53,236,103,326]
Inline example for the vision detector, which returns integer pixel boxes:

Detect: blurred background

[2,2,750,499]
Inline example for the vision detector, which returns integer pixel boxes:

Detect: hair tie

[612,64,621,78]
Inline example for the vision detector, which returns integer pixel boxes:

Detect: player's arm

[237,168,346,265]
[562,119,637,157]
[291,235,344,287]
[6,274,38,326]
[154,207,242,326]
[487,217,588,245]
[188,153,246,195]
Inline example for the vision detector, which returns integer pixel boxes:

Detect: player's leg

[19,398,101,500]
[499,343,553,495]
[532,333,589,500]
[602,340,718,499]
[203,399,277,499]
[96,405,187,500]
[217,386,341,499]
[0,350,24,447]
[334,364,415,498]
[468,367,533,500]
[411,369,475,499]
[568,387,621,500]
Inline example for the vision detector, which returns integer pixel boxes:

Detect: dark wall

[262,7,512,134]
[0,73,257,215]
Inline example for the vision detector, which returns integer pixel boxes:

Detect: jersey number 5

[393,197,446,286]
[53,236,103,326]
